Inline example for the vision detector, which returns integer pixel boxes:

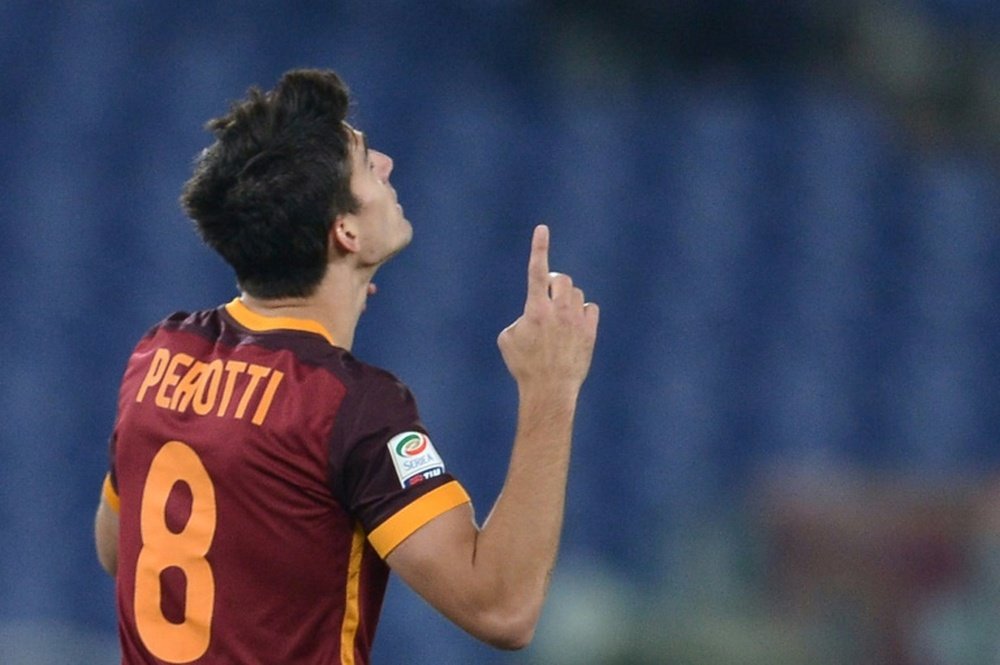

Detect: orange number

[134,441,217,663]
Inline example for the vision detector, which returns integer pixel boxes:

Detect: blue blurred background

[2,1,998,663]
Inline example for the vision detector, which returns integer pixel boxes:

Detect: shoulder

[341,354,407,389]
[139,307,223,341]
[338,355,416,409]
[329,356,426,451]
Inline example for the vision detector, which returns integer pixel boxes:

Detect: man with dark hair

[94,68,599,664]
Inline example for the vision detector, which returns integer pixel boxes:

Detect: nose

[373,150,393,182]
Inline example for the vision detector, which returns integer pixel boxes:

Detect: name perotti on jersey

[103,299,469,665]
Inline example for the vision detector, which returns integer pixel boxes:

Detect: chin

[394,217,413,247]
[380,231,412,265]
[389,237,411,261]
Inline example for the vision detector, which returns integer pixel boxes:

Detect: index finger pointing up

[526,224,550,303]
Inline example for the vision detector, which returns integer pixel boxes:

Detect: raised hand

[497,225,599,394]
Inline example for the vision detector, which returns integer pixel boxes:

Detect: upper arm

[384,503,482,627]
[385,502,477,603]
[384,503,533,649]
[333,370,535,646]
[94,475,119,575]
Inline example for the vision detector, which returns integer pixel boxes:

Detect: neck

[239,263,376,351]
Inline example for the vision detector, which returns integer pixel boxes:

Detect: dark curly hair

[180,69,359,299]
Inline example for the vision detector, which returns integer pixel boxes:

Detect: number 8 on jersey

[134,440,218,663]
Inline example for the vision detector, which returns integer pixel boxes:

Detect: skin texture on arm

[387,225,599,649]
[94,493,119,575]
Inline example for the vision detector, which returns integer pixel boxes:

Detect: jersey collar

[224,298,337,346]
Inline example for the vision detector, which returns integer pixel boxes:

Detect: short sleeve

[331,370,469,558]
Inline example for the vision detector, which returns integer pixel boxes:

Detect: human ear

[331,216,360,254]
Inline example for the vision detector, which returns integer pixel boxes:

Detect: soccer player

[94,68,598,664]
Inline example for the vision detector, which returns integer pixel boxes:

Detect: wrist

[517,382,580,409]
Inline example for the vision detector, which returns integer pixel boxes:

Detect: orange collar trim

[224,298,336,346]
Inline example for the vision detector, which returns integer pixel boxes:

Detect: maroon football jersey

[103,298,469,665]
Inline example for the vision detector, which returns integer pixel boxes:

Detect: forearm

[471,386,579,626]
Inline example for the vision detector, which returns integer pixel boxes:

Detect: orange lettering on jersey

[154,353,194,409]
[251,369,284,426]
[136,349,282,425]
[170,360,206,412]
[216,360,248,417]
[191,360,224,416]
[135,348,171,403]
[233,364,270,420]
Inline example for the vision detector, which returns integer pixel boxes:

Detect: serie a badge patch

[387,431,445,488]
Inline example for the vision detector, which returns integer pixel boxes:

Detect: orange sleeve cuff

[368,481,470,558]
[102,474,120,513]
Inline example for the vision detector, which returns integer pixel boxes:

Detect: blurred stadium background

[1,1,997,663]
